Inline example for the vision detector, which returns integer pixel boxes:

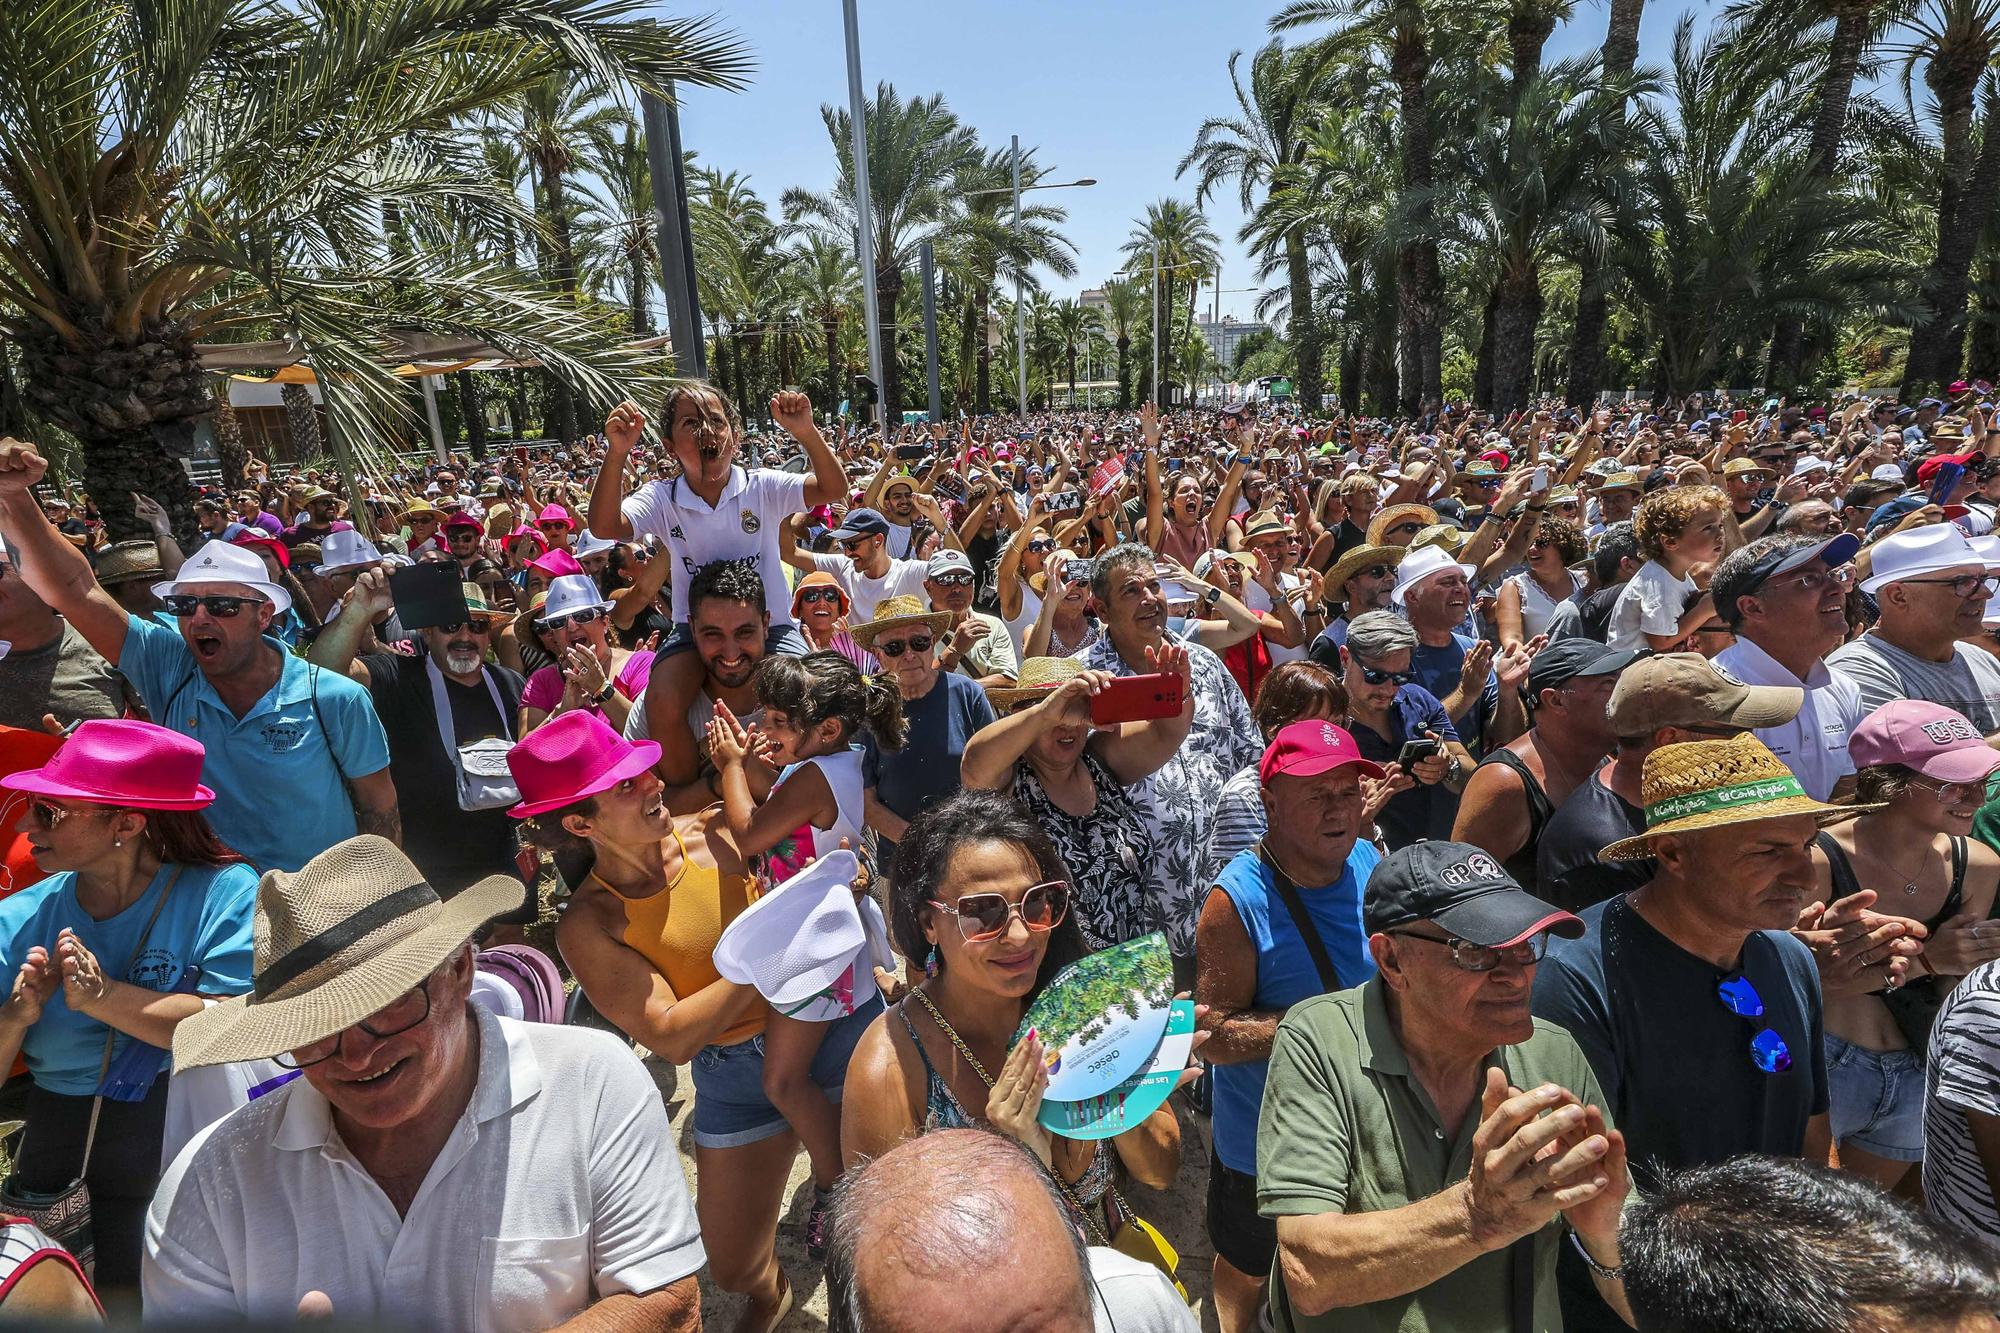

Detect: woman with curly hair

[1607,484,1729,651]
[1496,512,1588,647]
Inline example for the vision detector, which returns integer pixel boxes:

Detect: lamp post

[965,164,1094,420]
[1120,255,1207,411]
[841,0,886,433]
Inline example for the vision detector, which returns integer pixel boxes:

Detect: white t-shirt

[807,551,930,623]
[1606,559,1699,651]
[1247,571,1307,664]
[1713,636,1863,801]
[621,466,806,625]
[143,1010,704,1332]
[1004,583,1044,658]
[1088,1246,1199,1333]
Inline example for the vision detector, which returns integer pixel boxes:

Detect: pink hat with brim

[507,525,549,555]
[537,504,575,529]
[1849,700,2000,786]
[506,712,661,819]
[2,719,216,811]
[529,549,584,580]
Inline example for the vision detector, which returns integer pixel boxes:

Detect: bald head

[827,1129,1093,1333]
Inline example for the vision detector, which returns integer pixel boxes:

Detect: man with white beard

[314,571,533,940]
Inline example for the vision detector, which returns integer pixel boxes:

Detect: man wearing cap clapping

[1256,840,1631,1332]
[143,836,703,1330]
[0,439,398,874]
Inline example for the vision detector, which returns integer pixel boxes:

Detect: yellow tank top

[597,820,767,1047]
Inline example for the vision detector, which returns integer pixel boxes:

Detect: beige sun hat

[1367,503,1439,546]
[849,594,952,649]
[171,836,525,1069]
[1600,732,1874,861]
[986,656,1086,710]
[94,539,166,587]
[1326,544,1406,595]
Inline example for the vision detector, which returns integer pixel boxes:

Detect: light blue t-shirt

[0,861,257,1095]
[1209,840,1381,1174]
[117,615,391,871]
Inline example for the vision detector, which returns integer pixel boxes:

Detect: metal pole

[421,374,447,463]
[1013,135,1028,421]
[1152,253,1162,410]
[842,0,887,434]
[920,241,941,422]
[643,85,705,379]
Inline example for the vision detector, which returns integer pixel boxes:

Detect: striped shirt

[1925,960,2000,1242]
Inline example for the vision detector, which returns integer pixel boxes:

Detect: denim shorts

[655,621,810,660]
[1825,1031,1926,1163]
[689,993,884,1149]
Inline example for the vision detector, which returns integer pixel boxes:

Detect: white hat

[573,530,618,560]
[1791,457,1832,477]
[1390,543,1474,605]
[1859,524,2000,594]
[536,574,614,623]
[152,539,292,615]
[315,528,383,573]
[1870,464,1907,483]
[713,850,874,1012]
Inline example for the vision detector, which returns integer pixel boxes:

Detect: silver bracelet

[1568,1227,1622,1281]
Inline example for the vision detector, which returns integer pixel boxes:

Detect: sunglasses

[929,881,1069,942]
[1388,521,1423,537]
[1907,777,1989,805]
[931,572,975,588]
[1350,564,1393,583]
[1716,974,1792,1073]
[537,607,605,632]
[1391,929,1548,973]
[435,619,494,635]
[277,979,433,1069]
[1026,539,1057,554]
[163,593,265,619]
[798,587,844,606]
[28,799,113,831]
[839,538,874,554]
[1356,662,1414,686]
[875,633,933,659]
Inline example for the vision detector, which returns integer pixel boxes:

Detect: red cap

[1917,451,1979,484]
[1478,449,1511,469]
[231,532,290,569]
[1259,720,1386,784]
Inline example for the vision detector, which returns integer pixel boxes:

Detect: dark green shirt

[1256,978,1611,1333]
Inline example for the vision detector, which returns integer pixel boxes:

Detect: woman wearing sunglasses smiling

[841,790,1191,1243]
[0,720,255,1293]
[517,575,654,736]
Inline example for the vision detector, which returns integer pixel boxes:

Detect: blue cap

[1920,397,1947,413]
[829,507,889,541]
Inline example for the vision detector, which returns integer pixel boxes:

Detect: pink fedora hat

[528,549,584,581]
[1,719,216,811]
[506,712,661,819]
[536,504,575,529]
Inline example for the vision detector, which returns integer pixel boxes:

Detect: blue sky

[671,1,1721,323]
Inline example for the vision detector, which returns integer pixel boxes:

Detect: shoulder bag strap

[1257,842,1342,993]
[77,866,184,1178]
[306,666,350,785]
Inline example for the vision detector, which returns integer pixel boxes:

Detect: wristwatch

[1202,585,1223,607]
[592,682,615,705]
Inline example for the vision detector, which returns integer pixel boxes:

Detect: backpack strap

[1257,843,1342,994]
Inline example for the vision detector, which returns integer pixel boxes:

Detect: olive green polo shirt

[1255,978,1612,1333]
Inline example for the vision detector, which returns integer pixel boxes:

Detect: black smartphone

[1397,737,1441,773]
[894,443,928,461]
[389,563,469,631]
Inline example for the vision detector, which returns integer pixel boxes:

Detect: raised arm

[306,567,394,684]
[772,391,848,508]
[587,401,644,541]
[0,440,132,665]
[1142,404,1167,551]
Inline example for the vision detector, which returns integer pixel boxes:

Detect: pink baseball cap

[1849,701,2000,786]
[506,712,662,819]
[2,719,216,811]
[1259,720,1386,784]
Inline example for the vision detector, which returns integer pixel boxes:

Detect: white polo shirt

[807,550,931,623]
[143,1008,704,1332]
[622,466,806,625]
[1713,635,1863,800]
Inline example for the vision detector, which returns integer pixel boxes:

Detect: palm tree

[691,168,790,418]
[0,0,747,534]
[1051,301,1100,406]
[586,127,658,336]
[1566,0,1652,403]
[1099,279,1146,408]
[1121,200,1221,407]
[1179,41,1332,411]
[784,85,980,416]
[790,235,861,417]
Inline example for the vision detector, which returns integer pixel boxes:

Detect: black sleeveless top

[1479,747,1556,889]
[1815,830,1969,1052]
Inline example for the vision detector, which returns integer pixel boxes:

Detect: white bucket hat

[535,574,614,624]
[573,530,618,560]
[713,850,874,1016]
[1389,543,1475,605]
[153,539,293,615]
[1860,523,2000,594]
[315,528,384,574]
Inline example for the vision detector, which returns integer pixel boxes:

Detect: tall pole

[920,240,941,422]
[842,0,887,433]
[643,84,705,379]
[1013,135,1028,421]
[1151,252,1162,410]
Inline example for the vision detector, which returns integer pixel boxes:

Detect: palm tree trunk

[455,371,488,461]
[976,287,995,415]
[1474,286,1499,408]
[210,394,250,491]
[1907,80,2000,396]
[537,156,581,444]
[1507,5,1557,105]
[1393,21,1442,412]
[1285,231,1324,413]
[1569,0,1647,409]
[1971,252,2000,382]
[1367,253,1401,415]
[1116,334,1132,410]
[875,264,904,415]
[281,381,323,460]
[508,369,531,441]
[1491,268,1544,413]
[628,245,651,335]
[1603,0,1645,82]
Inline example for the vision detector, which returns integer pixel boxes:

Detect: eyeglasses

[1901,572,2000,598]
[435,620,494,635]
[1388,521,1423,537]
[1715,974,1792,1073]
[276,979,434,1069]
[163,594,265,619]
[1759,564,1855,595]
[28,799,114,831]
[931,573,975,588]
[1026,539,1057,554]
[1391,929,1549,973]
[875,633,934,659]
[929,881,1069,942]
[537,607,604,632]
[1351,564,1393,583]
[1907,776,1989,805]
[1356,662,1413,686]
[798,587,844,606]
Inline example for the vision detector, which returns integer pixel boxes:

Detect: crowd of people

[0,382,1998,1330]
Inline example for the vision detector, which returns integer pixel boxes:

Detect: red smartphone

[1091,673,1185,725]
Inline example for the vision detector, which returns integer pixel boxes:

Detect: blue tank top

[1209,841,1381,1173]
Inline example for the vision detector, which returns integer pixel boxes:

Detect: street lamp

[966,156,1095,421]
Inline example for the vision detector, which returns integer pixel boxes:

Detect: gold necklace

[908,985,993,1084]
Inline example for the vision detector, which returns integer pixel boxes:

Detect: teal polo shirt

[118,614,391,872]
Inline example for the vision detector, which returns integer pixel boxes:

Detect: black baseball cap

[1364,841,1584,947]
[1525,640,1645,697]
[829,508,889,541]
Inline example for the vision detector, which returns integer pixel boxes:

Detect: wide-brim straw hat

[849,594,951,649]
[986,656,1085,710]
[1601,732,1876,861]
[171,835,524,1069]
[1325,543,1406,595]
[94,539,165,587]
[1367,504,1439,546]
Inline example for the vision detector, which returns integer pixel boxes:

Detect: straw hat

[849,594,951,649]
[94,539,165,587]
[1325,543,1406,595]
[1600,732,1872,861]
[986,656,1085,710]
[1367,504,1439,546]
[1411,523,1467,555]
[171,836,525,1069]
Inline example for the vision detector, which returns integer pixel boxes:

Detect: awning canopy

[196,331,672,379]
